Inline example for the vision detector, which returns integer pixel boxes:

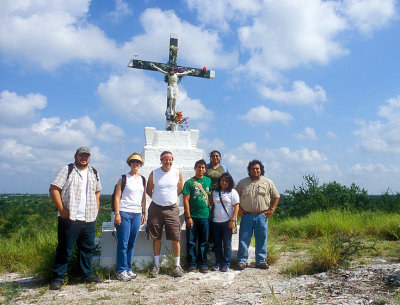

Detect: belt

[243,210,267,215]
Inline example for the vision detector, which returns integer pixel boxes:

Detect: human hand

[238,207,244,217]
[227,220,235,229]
[141,214,146,225]
[114,213,121,226]
[265,209,275,219]
[185,217,193,229]
[59,209,69,219]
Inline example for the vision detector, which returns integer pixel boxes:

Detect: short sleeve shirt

[182,176,211,218]
[212,189,240,223]
[205,165,226,191]
[51,164,102,222]
[236,176,279,213]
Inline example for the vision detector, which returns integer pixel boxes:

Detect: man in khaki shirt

[235,160,280,270]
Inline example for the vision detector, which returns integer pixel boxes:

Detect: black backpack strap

[67,163,74,179]
[140,175,146,187]
[121,174,127,194]
[91,166,99,181]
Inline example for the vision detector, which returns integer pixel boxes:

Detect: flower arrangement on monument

[170,111,189,130]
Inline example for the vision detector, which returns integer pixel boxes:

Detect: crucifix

[128,33,215,131]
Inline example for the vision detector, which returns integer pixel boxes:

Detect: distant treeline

[277,174,400,218]
[1,175,399,238]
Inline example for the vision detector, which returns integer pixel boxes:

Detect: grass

[1,209,400,281]
[0,231,57,279]
[271,209,400,241]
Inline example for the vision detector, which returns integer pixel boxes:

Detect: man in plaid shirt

[49,147,102,290]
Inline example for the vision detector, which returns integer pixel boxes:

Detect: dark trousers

[214,221,232,268]
[186,217,209,269]
[52,217,96,281]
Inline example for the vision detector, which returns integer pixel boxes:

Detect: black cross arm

[128,59,215,79]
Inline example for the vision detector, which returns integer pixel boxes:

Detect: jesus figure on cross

[149,62,195,118]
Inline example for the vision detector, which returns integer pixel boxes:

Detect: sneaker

[83,276,103,283]
[236,263,246,270]
[187,267,196,272]
[150,265,160,278]
[127,270,137,279]
[256,262,270,270]
[220,266,229,272]
[117,271,131,282]
[199,267,209,274]
[49,279,63,290]
[212,265,220,272]
[173,265,184,277]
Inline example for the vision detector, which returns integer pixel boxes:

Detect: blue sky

[1,0,399,194]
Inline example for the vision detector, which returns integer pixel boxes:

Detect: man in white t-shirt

[49,147,102,290]
[146,151,184,277]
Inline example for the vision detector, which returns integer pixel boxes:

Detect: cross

[128,33,215,131]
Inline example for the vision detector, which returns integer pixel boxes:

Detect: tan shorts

[147,202,181,241]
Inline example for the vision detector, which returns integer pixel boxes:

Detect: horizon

[1,0,400,194]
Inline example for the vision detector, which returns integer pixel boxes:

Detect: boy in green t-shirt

[182,159,211,273]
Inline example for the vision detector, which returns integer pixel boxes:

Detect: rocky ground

[1,253,400,304]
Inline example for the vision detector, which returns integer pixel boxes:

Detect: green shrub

[284,175,373,217]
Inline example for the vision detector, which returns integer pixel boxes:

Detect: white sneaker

[127,270,137,279]
[116,270,131,281]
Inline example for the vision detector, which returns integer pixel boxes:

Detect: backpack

[67,163,99,181]
[111,174,146,212]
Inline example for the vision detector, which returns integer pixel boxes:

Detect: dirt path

[1,254,400,304]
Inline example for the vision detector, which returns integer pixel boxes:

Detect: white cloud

[327,131,338,139]
[354,96,400,153]
[0,90,47,126]
[238,105,292,125]
[222,143,337,192]
[342,0,397,35]
[30,116,95,147]
[123,8,238,69]
[294,127,317,140]
[198,138,226,160]
[108,0,132,23]
[97,122,125,143]
[350,162,393,174]
[258,81,327,110]
[97,72,212,124]
[0,139,35,160]
[0,0,122,70]
[185,0,262,31]
[238,0,348,80]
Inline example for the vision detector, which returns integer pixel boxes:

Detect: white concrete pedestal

[98,127,203,268]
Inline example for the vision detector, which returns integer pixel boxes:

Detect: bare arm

[114,178,122,225]
[146,172,154,198]
[96,191,101,212]
[49,184,69,219]
[228,203,240,229]
[176,69,195,77]
[183,194,193,229]
[150,63,168,75]
[265,196,280,219]
[141,182,147,225]
[177,171,183,196]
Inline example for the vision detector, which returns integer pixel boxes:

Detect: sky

[1,0,400,194]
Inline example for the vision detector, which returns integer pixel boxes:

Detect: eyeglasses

[211,155,220,158]
[130,160,142,164]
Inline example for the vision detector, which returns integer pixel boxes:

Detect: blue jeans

[186,217,209,268]
[237,213,268,265]
[213,221,232,268]
[52,217,96,281]
[115,211,142,273]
